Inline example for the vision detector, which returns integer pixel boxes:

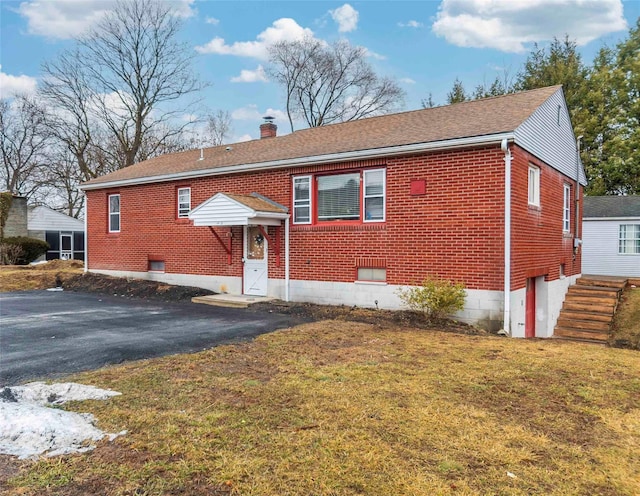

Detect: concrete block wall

[3,196,28,238]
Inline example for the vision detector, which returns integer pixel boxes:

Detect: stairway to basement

[554,275,628,345]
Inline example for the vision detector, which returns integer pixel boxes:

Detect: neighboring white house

[582,196,640,277]
[27,206,85,262]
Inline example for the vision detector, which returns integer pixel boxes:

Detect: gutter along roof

[81,86,561,191]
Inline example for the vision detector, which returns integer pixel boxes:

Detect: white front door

[243,225,268,296]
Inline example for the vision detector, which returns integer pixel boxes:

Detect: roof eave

[584,216,640,221]
[80,132,516,191]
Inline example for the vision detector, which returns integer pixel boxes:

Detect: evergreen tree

[446,78,468,104]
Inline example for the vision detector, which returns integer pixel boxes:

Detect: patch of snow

[10,382,121,405]
[0,382,125,459]
[46,287,64,291]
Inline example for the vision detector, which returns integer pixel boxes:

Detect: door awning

[188,192,289,227]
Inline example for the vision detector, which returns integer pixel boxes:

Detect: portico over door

[244,225,268,296]
[188,192,291,301]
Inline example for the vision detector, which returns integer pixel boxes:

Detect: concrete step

[558,309,612,322]
[556,318,610,332]
[191,294,277,308]
[554,327,609,342]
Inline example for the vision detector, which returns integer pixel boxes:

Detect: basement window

[148,260,165,272]
[357,267,387,282]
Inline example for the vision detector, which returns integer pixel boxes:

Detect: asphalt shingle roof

[225,193,287,213]
[83,86,561,188]
[583,196,640,218]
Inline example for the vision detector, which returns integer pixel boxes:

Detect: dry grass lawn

[0,260,83,292]
[611,288,640,349]
[4,322,639,495]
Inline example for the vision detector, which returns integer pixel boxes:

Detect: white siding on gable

[190,195,254,226]
[582,219,640,277]
[27,206,84,231]
[515,88,587,185]
[189,193,287,227]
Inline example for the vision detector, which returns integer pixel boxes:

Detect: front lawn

[5,321,639,495]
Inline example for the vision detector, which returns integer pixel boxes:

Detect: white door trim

[243,225,268,296]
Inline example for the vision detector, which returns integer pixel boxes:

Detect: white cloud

[399,77,416,84]
[205,16,220,25]
[0,66,38,98]
[233,133,253,143]
[170,0,196,18]
[432,0,628,53]
[231,65,268,83]
[16,0,195,40]
[231,104,288,123]
[398,20,424,28]
[195,18,314,60]
[330,4,359,33]
[362,47,386,60]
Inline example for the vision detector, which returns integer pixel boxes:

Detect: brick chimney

[260,116,277,139]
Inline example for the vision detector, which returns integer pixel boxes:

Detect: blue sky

[1,0,638,142]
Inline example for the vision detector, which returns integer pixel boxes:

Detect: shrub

[396,277,466,321]
[1,236,49,265]
[0,243,24,265]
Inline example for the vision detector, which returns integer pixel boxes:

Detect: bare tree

[203,110,232,146]
[44,0,205,170]
[268,38,404,131]
[40,146,87,218]
[40,48,104,182]
[0,96,51,198]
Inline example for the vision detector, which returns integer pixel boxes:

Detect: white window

[293,176,311,224]
[357,267,387,282]
[108,194,120,232]
[177,187,191,218]
[318,173,360,221]
[292,168,386,225]
[364,168,386,222]
[619,224,640,254]
[563,183,571,232]
[528,165,540,206]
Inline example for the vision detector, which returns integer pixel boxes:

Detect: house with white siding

[28,206,85,261]
[582,196,640,277]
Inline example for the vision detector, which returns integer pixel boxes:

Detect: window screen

[317,173,360,221]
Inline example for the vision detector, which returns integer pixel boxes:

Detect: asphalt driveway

[0,290,306,386]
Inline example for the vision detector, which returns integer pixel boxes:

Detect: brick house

[80,85,586,338]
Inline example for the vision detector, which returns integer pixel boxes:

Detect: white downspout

[501,139,511,336]
[284,215,290,302]
[83,193,88,273]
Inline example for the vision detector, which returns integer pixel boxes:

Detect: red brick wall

[86,144,581,292]
[510,145,582,290]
